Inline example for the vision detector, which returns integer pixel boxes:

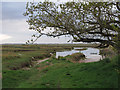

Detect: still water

[56,47,102,62]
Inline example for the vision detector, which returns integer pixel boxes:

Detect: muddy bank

[79,55,103,63]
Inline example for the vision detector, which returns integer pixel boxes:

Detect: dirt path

[79,55,103,63]
[22,58,50,70]
[23,55,103,70]
[36,58,49,65]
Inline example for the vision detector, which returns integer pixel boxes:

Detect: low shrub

[100,48,116,58]
[58,56,66,60]
[66,53,85,61]
[50,55,56,59]
[32,53,51,60]
[102,58,111,63]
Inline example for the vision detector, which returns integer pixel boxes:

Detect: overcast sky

[1,1,74,44]
[1,0,116,44]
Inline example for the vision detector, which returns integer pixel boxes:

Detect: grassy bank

[66,53,85,62]
[3,55,119,88]
[2,44,119,88]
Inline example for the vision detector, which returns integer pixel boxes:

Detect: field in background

[2,44,119,88]
[2,44,97,70]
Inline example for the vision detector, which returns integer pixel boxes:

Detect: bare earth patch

[79,55,103,63]
[36,58,49,65]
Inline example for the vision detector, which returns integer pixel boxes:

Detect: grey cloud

[2,2,71,44]
[2,2,27,20]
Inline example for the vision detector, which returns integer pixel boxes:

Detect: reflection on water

[74,47,84,50]
[56,47,102,62]
[80,48,99,58]
[56,50,79,58]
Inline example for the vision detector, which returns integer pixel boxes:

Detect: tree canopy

[24,1,120,50]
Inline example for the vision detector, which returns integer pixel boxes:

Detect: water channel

[56,47,103,62]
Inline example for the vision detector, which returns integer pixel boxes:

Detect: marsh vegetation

[2,44,119,88]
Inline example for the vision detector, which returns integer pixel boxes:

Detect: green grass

[2,70,36,88]
[3,55,119,88]
[2,44,119,88]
